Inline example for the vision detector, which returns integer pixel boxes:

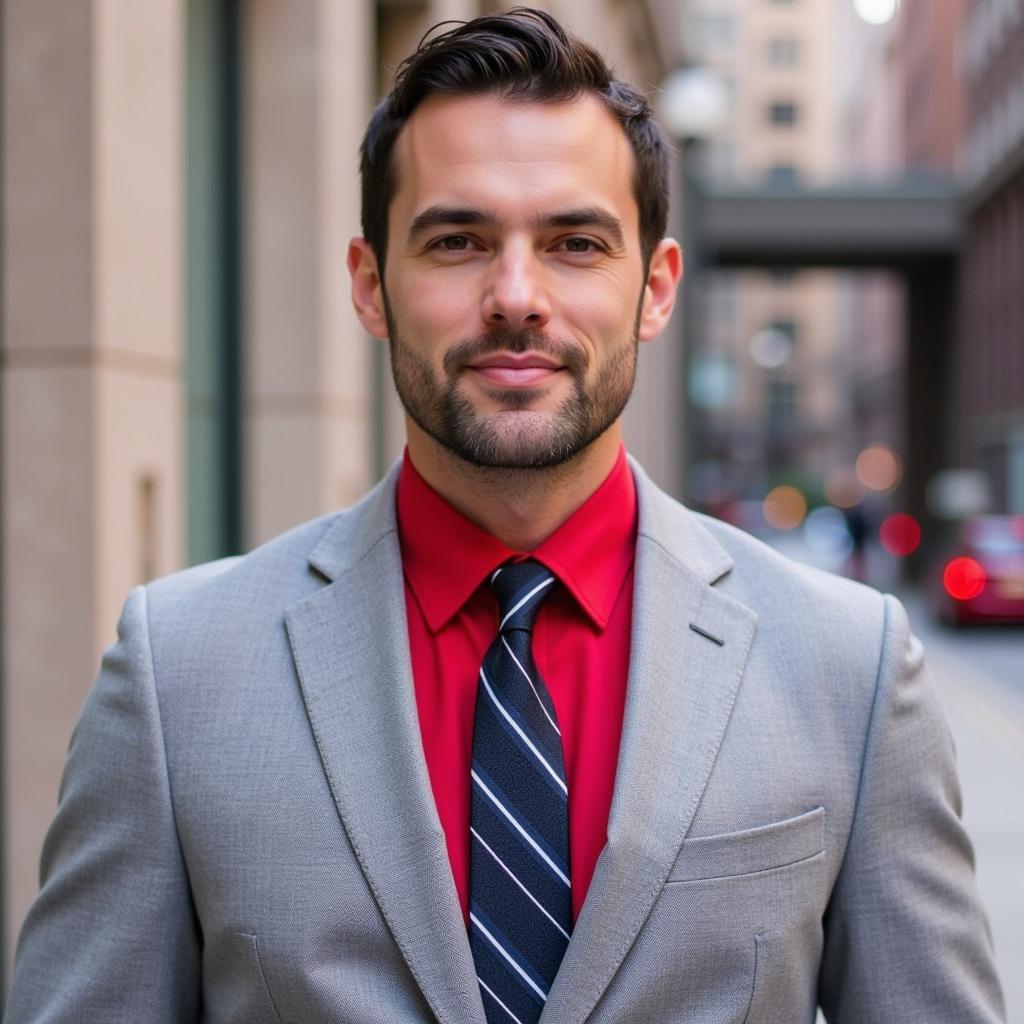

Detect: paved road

[903,596,1024,1023]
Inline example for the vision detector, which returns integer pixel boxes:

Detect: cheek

[559,284,636,347]
[397,274,479,341]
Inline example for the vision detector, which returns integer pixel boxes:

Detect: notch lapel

[542,464,758,1024]
[284,468,485,1024]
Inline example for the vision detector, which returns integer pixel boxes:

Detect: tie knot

[490,559,556,634]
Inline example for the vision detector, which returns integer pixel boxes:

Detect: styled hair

[359,7,670,269]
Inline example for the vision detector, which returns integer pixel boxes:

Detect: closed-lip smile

[467,351,565,387]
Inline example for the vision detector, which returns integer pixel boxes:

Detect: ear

[347,238,389,340]
[637,238,683,343]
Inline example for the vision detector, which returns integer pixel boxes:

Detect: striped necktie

[469,559,572,1024]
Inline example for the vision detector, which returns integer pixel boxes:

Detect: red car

[934,515,1024,626]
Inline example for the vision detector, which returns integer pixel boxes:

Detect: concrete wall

[2,0,185,965]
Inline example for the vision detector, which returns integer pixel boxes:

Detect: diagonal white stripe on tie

[478,976,526,1024]
[471,770,570,886]
[500,635,561,736]
[472,827,570,939]
[470,912,548,1002]
[480,668,567,795]
[500,576,555,630]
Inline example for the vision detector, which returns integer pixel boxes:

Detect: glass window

[186,0,244,563]
[766,163,799,186]
[768,101,798,126]
[767,36,800,66]
[770,320,799,344]
[696,12,735,49]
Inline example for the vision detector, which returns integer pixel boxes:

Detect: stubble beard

[383,297,640,471]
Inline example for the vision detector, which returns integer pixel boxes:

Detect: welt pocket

[666,806,825,883]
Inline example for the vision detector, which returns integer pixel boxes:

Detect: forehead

[390,93,638,233]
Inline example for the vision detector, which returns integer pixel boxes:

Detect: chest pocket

[666,806,825,883]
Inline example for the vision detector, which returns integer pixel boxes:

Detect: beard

[383,298,639,470]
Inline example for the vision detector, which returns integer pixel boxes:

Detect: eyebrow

[406,204,626,250]
[541,207,626,249]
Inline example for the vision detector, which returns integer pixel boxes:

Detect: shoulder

[140,464,401,647]
[700,511,885,625]
[144,512,337,623]
[631,460,893,685]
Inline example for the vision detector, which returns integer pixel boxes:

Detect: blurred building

[835,3,903,462]
[836,0,967,523]
[681,0,848,508]
[839,0,1024,520]
[1,0,689,981]
[960,0,1024,514]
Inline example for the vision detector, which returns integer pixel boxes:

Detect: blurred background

[2,0,1022,1012]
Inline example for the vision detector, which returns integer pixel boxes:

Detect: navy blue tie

[469,559,572,1024]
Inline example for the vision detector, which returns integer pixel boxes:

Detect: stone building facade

[1,0,685,979]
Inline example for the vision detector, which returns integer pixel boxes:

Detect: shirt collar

[396,445,637,634]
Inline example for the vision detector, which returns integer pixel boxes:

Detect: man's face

[354,93,671,469]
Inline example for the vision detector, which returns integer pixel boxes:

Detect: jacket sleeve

[4,585,201,1023]
[817,594,1005,1022]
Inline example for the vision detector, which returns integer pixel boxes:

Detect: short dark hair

[359,7,670,270]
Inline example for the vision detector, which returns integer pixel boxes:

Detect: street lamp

[853,0,901,26]
[655,66,729,504]
[656,67,730,143]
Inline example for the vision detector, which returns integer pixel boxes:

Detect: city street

[904,598,1024,1023]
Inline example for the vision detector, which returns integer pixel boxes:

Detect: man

[5,9,1005,1023]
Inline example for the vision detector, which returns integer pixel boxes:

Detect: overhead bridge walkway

[700,181,962,268]
[685,179,965,573]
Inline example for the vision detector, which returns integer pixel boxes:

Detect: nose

[480,245,552,330]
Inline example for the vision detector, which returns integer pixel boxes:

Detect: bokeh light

[856,443,902,493]
[825,465,864,508]
[763,485,807,530]
[803,506,854,568]
[943,557,986,600]
[854,0,901,25]
[749,327,794,370]
[879,512,921,557]
[688,356,737,409]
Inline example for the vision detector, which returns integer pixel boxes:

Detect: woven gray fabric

[4,457,1005,1024]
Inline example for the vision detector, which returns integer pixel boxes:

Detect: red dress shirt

[396,446,637,924]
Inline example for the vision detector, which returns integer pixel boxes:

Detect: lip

[468,351,564,370]
[466,351,565,388]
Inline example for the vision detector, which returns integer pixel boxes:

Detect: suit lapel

[283,459,755,1024]
[284,467,485,1024]
[542,463,758,1024]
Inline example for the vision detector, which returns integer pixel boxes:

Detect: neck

[405,422,623,551]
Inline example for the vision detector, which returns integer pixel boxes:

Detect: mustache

[443,328,588,377]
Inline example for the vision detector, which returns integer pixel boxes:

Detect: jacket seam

[829,592,891,884]
[243,932,284,1024]
[138,584,199,926]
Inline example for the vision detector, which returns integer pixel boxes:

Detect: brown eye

[438,235,471,251]
[559,237,602,254]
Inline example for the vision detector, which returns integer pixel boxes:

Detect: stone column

[1,0,184,968]
[243,0,374,546]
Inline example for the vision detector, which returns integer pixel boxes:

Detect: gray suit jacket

[6,459,1005,1023]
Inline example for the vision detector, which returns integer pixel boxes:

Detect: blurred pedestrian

[843,501,870,582]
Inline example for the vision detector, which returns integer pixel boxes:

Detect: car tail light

[943,557,986,600]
